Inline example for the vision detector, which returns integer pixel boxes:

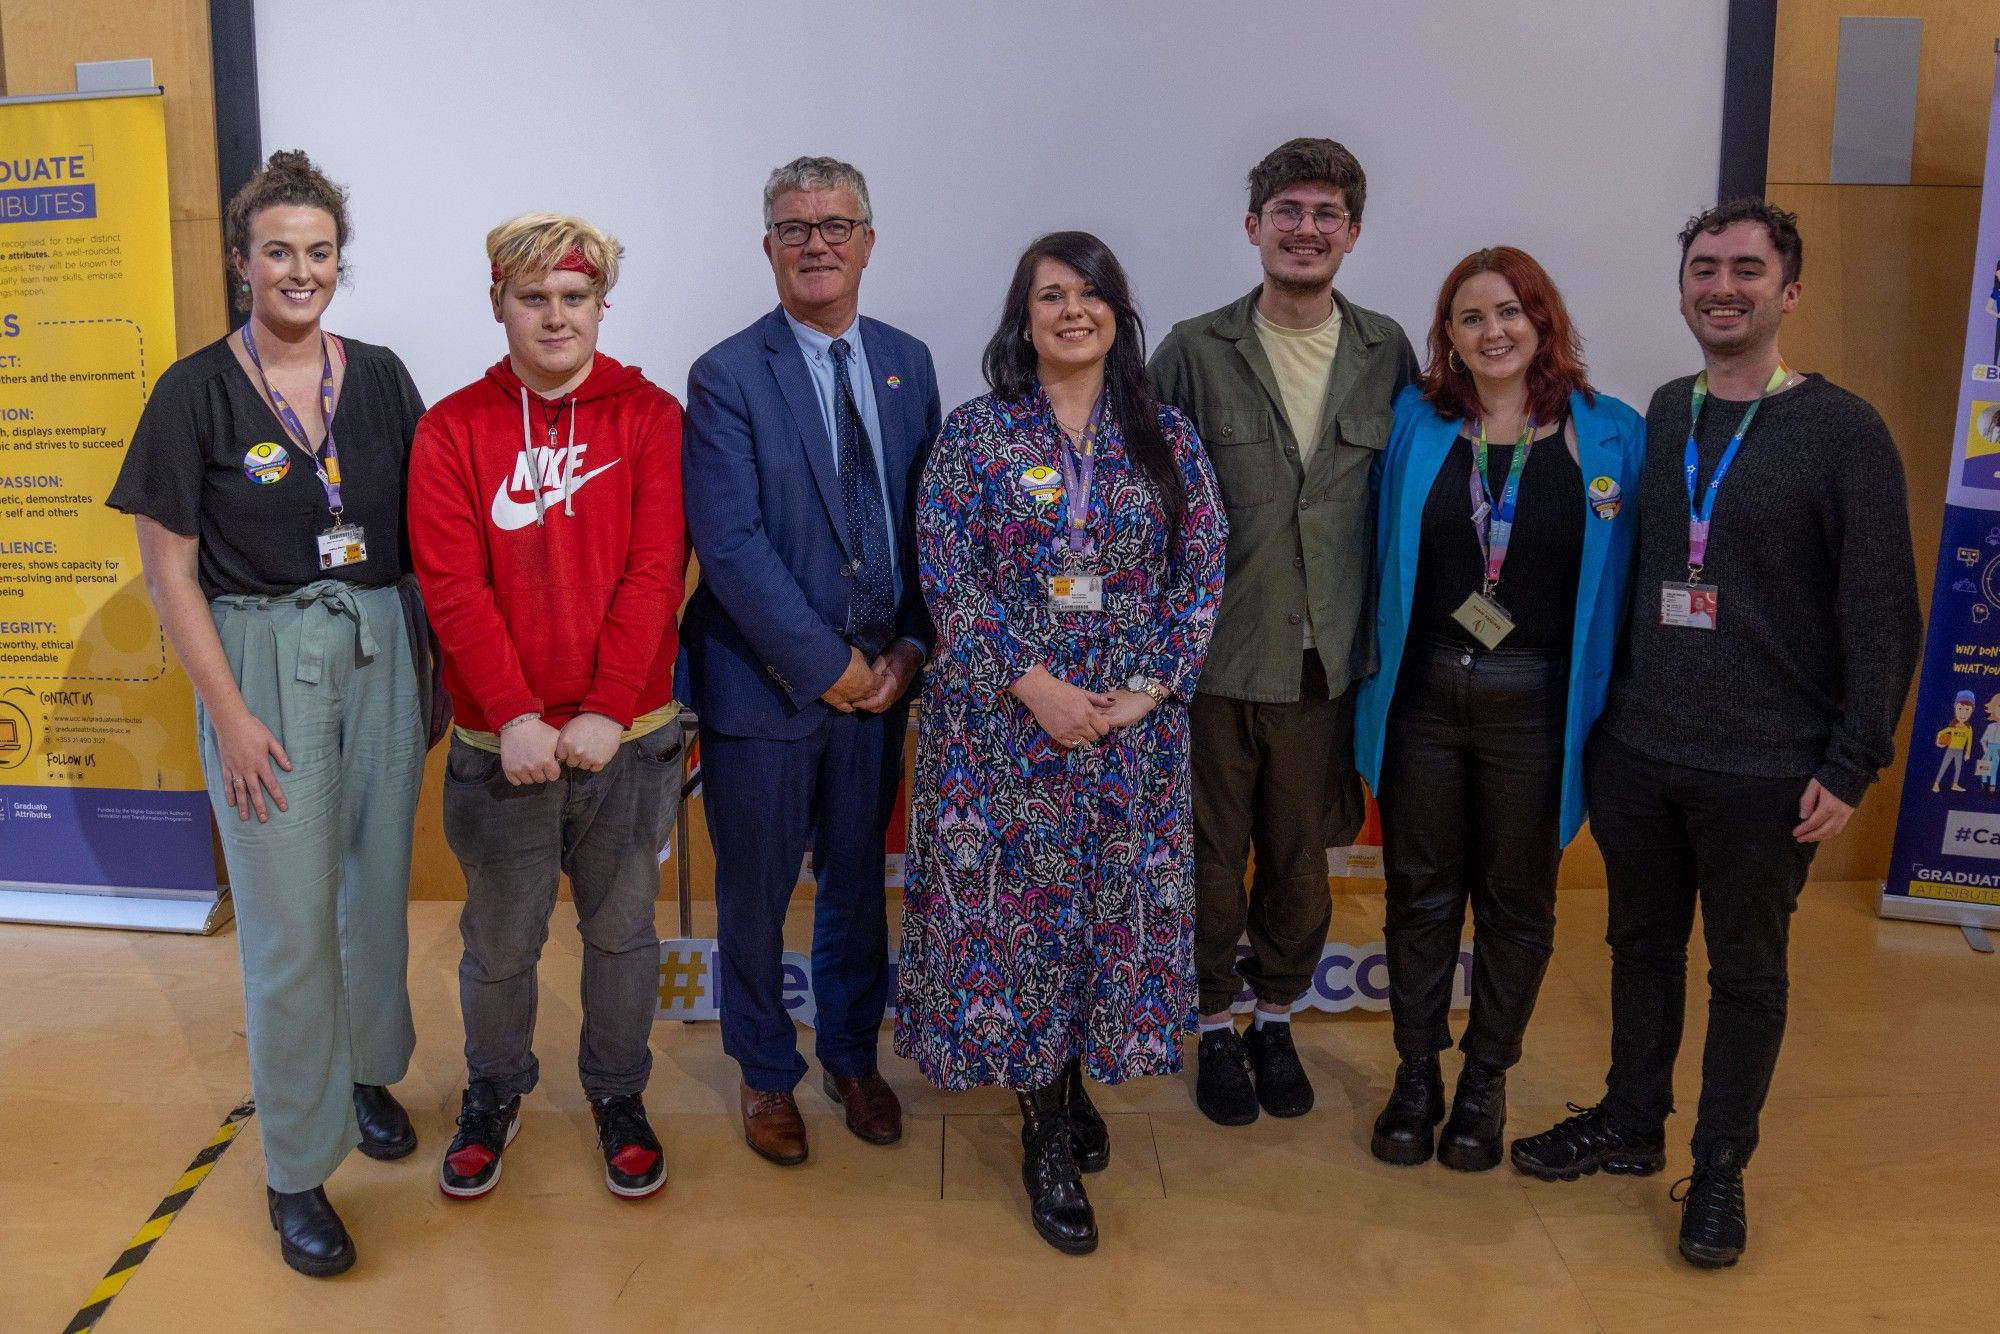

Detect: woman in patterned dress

[895,231,1226,1254]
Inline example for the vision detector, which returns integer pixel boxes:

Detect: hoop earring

[1447,348,1466,374]
[1021,328,1031,343]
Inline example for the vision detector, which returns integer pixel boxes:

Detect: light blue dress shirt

[783,309,899,586]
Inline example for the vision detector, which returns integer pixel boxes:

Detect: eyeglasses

[1264,203,1351,233]
[769,217,866,247]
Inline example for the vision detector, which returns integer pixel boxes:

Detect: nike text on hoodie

[408,353,688,733]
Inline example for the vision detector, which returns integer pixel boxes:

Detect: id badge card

[1451,592,1515,650]
[317,522,368,570]
[1048,573,1104,613]
[1660,581,1719,629]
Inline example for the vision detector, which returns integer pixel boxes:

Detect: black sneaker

[591,1093,666,1199]
[1242,1019,1314,1118]
[1510,1102,1666,1182]
[438,1081,521,1200]
[1195,1027,1259,1126]
[1672,1142,1748,1268]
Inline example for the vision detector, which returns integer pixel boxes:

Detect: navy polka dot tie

[830,338,895,655]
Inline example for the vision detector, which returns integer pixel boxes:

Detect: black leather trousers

[1377,642,1567,1069]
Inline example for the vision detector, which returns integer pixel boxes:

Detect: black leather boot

[267,1185,355,1277]
[1017,1082,1097,1255]
[353,1083,417,1161]
[1063,1058,1109,1174]
[1369,1052,1446,1166]
[1436,1058,1507,1172]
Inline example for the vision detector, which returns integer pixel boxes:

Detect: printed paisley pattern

[894,388,1226,1091]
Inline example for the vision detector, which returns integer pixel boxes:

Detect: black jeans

[1377,643,1566,1069]
[1589,731,1816,1158]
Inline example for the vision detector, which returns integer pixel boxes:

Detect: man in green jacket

[1149,138,1417,1126]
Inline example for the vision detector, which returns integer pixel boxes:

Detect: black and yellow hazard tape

[62,1098,256,1334]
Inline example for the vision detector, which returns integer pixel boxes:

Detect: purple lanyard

[241,323,345,518]
[1466,414,1535,597]
[1055,393,1106,556]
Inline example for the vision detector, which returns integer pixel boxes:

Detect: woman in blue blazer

[1354,248,1644,1172]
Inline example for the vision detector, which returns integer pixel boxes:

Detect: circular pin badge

[1588,474,1621,519]
[243,441,290,485]
[884,374,903,390]
[1019,465,1062,502]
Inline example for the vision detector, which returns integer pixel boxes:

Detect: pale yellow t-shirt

[1254,302,1343,648]
[1253,302,1343,470]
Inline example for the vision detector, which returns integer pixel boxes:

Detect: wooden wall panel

[1771,0,1996,187]
[0,0,226,357]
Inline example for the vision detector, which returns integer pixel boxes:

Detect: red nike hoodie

[408,353,685,732]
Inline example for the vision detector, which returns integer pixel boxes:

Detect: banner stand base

[0,887,233,936]
[1877,885,2000,951]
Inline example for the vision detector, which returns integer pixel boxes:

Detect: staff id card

[317,522,368,570]
[1048,573,1104,612]
[1452,591,1516,649]
[1660,581,1719,630]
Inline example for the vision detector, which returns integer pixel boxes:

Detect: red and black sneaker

[439,1081,521,1200]
[591,1093,665,1199]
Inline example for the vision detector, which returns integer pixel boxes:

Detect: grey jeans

[442,719,684,1101]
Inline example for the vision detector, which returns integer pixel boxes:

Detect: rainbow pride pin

[885,374,902,390]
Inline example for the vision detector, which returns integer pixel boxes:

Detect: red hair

[1421,246,1593,424]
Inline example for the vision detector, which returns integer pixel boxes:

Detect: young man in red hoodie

[409,212,686,1201]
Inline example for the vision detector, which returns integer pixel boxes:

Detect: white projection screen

[254,0,1730,414]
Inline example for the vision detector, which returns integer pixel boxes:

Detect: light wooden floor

[2,882,1995,1333]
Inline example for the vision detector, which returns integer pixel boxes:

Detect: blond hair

[485,211,623,297]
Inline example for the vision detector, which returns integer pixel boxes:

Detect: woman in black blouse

[107,151,426,1276]
[1353,248,1646,1172]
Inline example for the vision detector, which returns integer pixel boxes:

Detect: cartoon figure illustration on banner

[1987,255,1998,368]
[1933,688,1977,792]
[1979,694,2000,793]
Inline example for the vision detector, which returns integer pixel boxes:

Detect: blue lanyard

[1682,362,1790,580]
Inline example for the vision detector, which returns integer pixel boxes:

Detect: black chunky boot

[1436,1059,1507,1172]
[267,1185,355,1277]
[1674,1141,1749,1268]
[353,1083,417,1161]
[1369,1052,1446,1166]
[1017,1082,1098,1255]
[1063,1058,1110,1174]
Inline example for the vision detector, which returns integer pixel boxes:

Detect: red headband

[490,246,601,285]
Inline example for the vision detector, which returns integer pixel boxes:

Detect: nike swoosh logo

[489,460,621,531]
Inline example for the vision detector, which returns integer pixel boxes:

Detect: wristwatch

[1125,675,1169,705]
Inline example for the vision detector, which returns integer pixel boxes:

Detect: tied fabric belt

[209,579,384,685]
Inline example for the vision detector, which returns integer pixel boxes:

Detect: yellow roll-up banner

[0,92,220,900]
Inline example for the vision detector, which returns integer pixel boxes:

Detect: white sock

[1252,1008,1292,1029]
[1198,1015,1236,1034]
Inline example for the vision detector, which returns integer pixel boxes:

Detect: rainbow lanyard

[241,323,344,519]
[1468,414,1536,598]
[1683,361,1791,582]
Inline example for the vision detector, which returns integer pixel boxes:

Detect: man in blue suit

[682,156,941,1165]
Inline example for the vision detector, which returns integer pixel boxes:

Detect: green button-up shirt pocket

[1199,407,1285,508]
[1302,410,1390,505]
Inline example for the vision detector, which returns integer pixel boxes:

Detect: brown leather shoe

[740,1083,808,1165]
[822,1069,903,1146]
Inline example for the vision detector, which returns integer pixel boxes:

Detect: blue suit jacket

[1355,384,1646,844]
[680,306,943,740]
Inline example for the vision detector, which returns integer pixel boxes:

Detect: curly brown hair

[223,149,351,311]
[1246,138,1367,224]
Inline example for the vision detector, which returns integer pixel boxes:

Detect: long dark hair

[982,231,1185,543]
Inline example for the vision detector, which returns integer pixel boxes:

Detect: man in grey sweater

[1509,200,1922,1269]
